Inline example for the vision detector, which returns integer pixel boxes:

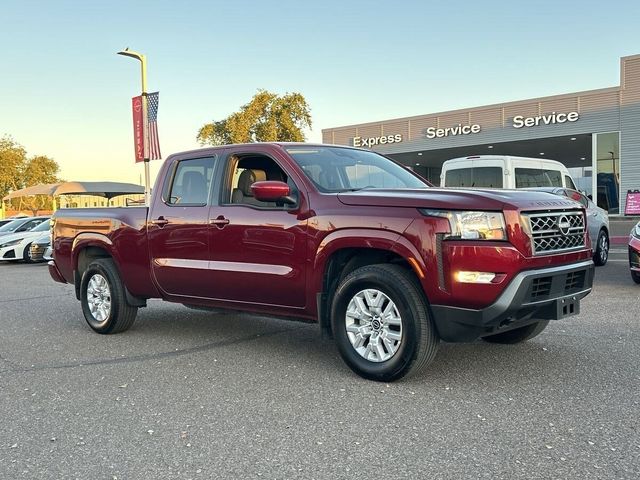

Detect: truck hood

[337,188,581,211]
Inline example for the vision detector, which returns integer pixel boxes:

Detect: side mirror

[251,181,296,205]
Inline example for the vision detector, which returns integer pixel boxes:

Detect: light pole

[117,48,151,206]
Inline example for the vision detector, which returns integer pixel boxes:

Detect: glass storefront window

[594,132,620,214]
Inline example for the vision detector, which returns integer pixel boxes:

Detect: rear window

[444,167,503,188]
[515,168,562,188]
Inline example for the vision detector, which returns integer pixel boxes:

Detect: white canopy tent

[3,181,145,210]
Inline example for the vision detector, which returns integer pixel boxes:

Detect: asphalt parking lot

[1,251,638,479]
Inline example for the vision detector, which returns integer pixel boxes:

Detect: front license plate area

[555,296,580,319]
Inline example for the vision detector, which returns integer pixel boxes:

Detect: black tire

[593,230,609,266]
[631,270,640,284]
[22,243,33,263]
[330,264,439,382]
[80,258,138,334]
[482,320,549,344]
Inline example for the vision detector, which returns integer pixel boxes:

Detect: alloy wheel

[345,289,403,362]
[87,273,112,322]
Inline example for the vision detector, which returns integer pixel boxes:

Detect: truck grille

[523,210,585,255]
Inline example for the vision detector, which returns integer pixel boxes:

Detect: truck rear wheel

[80,258,138,334]
[331,264,438,382]
[481,320,549,344]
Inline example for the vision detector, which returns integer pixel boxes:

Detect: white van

[440,155,577,190]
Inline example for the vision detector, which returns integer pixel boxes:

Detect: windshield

[0,219,25,233]
[286,146,428,192]
[32,219,51,232]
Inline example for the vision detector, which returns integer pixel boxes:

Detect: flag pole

[117,48,151,206]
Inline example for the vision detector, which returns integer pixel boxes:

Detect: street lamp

[117,48,151,206]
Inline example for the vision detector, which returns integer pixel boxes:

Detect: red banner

[132,96,144,163]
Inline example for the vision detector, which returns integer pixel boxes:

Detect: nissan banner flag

[131,95,144,162]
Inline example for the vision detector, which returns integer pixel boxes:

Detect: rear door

[148,154,219,298]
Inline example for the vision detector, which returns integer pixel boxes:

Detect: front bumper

[430,259,595,342]
[629,238,640,272]
[0,246,19,261]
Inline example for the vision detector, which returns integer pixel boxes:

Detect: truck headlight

[420,210,507,240]
[632,223,640,239]
[0,238,23,248]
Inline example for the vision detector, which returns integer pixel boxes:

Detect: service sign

[513,111,579,129]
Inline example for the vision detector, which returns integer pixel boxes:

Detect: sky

[1,0,639,187]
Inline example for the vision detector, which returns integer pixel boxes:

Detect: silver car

[527,187,609,266]
[0,216,49,238]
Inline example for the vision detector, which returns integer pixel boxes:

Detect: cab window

[166,157,216,205]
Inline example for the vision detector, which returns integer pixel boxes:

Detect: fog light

[455,271,496,284]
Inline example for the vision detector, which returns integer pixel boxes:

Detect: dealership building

[322,54,640,216]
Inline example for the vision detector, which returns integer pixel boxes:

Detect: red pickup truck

[49,143,594,381]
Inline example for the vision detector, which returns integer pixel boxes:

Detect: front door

[206,150,308,308]
[149,155,218,298]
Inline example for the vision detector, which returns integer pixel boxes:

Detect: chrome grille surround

[523,210,586,255]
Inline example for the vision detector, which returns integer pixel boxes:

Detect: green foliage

[0,136,27,200]
[197,90,312,145]
[23,155,60,187]
[0,135,61,214]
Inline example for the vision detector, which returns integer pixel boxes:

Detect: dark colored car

[630,221,640,284]
[49,143,595,381]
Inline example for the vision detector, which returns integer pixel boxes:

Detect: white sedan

[0,219,51,263]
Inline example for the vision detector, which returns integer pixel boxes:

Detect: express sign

[353,134,403,147]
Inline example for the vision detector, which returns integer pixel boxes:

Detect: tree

[197,90,312,145]
[0,135,62,214]
[0,135,27,201]
[23,155,60,187]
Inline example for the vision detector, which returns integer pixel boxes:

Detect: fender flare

[311,228,428,298]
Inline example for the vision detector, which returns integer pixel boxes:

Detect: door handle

[151,217,169,227]
[209,216,230,228]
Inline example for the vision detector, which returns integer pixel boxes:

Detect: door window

[225,154,297,208]
[564,175,577,190]
[165,157,216,205]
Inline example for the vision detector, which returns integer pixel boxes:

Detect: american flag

[146,91,161,159]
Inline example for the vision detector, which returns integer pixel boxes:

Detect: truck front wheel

[331,264,439,382]
[80,258,138,334]
[481,320,549,344]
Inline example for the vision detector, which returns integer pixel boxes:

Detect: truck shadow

[125,305,604,388]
